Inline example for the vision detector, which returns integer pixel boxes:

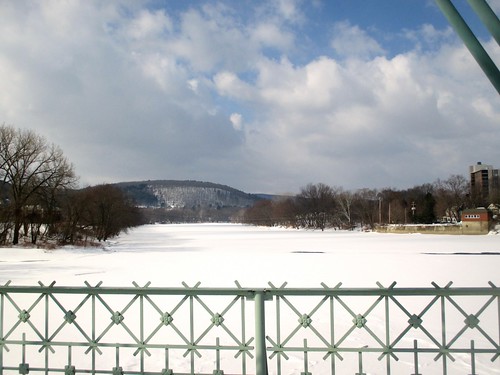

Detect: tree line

[0,125,142,246]
[2,124,496,243]
[242,176,496,230]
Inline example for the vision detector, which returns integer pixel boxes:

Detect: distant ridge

[113,180,262,209]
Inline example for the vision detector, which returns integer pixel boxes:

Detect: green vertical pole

[254,291,268,375]
[92,294,96,375]
[330,296,335,375]
[276,295,281,375]
[470,340,476,375]
[440,295,447,375]
[466,0,500,45]
[0,293,3,375]
[384,295,391,375]
[241,296,247,375]
[435,0,500,94]
[140,294,144,373]
[412,340,422,375]
[190,295,194,375]
[45,293,49,375]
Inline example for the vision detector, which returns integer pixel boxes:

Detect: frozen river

[1,223,499,287]
[0,224,499,374]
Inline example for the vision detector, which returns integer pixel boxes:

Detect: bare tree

[434,174,469,222]
[353,188,378,229]
[80,184,141,241]
[0,125,76,244]
[243,199,274,226]
[336,187,355,229]
[297,183,336,230]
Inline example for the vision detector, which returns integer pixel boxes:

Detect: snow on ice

[0,223,499,374]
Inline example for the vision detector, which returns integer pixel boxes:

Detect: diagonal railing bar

[93,295,143,348]
[194,296,244,348]
[0,281,499,375]
[376,282,399,364]
[331,293,386,349]
[433,282,456,367]
[493,281,500,363]
[321,282,344,365]
[266,281,287,367]
[267,281,500,375]
[358,295,387,349]
[266,283,336,364]
[191,293,243,346]
[46,292,93,342]
[445,294,499,350]
[388,292,442,348]
[281,301,332,352]
[182,282,202,364]
[142,292,193,348]
[234,279,254,369]
[2,291,46,343]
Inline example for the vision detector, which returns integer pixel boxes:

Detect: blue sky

[0,0,499,194]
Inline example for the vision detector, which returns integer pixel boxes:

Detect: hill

[113,180,263,223]
[114,180,260,209]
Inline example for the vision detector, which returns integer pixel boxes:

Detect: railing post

[254,291,269,375]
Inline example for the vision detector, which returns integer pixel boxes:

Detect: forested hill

[114,180,261,209]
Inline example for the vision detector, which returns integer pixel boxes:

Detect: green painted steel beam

[466,0,500,45]
[0,285,499,296]
[254,291,269,375]
[435,0,500,94]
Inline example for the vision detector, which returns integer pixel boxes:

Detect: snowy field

[2,223,499,287]
[1,223,499,374]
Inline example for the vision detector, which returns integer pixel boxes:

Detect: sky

[0,0,499,194]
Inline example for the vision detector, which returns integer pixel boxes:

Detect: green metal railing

[0,281,499,374]
[435,0,500,94]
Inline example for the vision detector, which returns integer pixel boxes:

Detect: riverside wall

[376,223,489,235]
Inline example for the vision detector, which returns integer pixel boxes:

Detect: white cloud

[251,22,294,50]
[169,7,256,73]
[276,0,303,23]
[228,42,498,191]
[213,71,255,100]
[127,9,172,40]
[230,113,243,131]
[0,1,498,194]
[404,23,454,47]
[331,21,386,60]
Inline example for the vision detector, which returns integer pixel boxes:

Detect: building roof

[463,208,488,213]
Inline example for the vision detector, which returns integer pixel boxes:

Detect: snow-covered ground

[2,223,499,287]
[0,223,499,374]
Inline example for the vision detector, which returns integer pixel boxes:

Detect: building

[461,208,491,234]
[469,162,500,202]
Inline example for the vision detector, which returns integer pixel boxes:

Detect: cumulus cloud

[127,9,173,40]
[230,113,243,131]
[0,1,498,193]
[275,0,305,25]
[251,23,294,51]
[331,21,386,60]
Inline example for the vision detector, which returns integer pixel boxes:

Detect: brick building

[461,208,491,234]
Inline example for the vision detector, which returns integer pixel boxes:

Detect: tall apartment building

[469,162,500,202]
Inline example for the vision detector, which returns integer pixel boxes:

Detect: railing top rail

[0,281,498,296]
